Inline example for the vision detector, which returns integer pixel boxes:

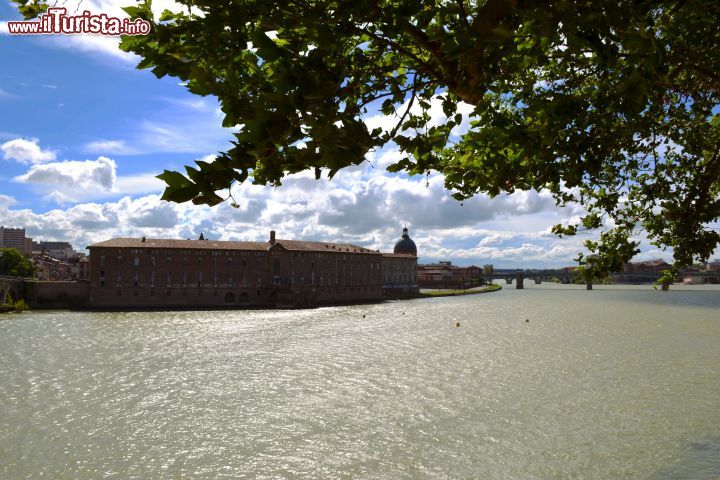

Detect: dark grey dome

[393,227,417,256]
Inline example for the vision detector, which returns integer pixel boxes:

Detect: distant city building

[0,226,33,255]
[622,259,672,272]
[417,261,483,289]
[87,228,418,308]
[34,241,78,261]
[28,253,89,282]
[706,260,720,272]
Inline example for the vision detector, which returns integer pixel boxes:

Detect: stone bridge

[482,268,717,290]
[0,276,24,304]
[482,270,574,289]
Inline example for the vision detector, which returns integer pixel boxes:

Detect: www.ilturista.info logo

[7,7,151,35]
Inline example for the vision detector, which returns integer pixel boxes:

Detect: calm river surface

[1,284,719,479]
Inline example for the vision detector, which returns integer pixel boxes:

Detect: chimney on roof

[199,232,205,241]
[269,230,276,245]
[141,236,146,243]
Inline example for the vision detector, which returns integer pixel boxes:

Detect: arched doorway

[224,292,235,303]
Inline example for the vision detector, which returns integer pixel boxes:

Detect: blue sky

[0,1,702,267]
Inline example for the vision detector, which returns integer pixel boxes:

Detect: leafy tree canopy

[0,248,36,278]
[15,0,720,280]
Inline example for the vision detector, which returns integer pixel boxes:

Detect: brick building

[416,261,484,289]
[87,229,418,308]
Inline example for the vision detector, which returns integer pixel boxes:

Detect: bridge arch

[0,277,23,306]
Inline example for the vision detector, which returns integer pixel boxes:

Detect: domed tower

[393,226,417,256]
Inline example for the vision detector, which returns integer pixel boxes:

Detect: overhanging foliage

[15,0,720,280]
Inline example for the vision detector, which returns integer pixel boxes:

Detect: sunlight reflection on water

[1,284,719,479]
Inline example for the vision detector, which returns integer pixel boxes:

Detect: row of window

[97,285,382,297]
[100,255,384,269]
[98,267,383,287]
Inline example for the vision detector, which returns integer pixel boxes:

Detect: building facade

[87,229,418,308]
[34,241,78,260]
[417,261,484,289]
[0,226,33,255]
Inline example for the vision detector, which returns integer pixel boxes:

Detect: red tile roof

[87,237,382,255]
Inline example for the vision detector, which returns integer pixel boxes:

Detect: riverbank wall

[25,281,89,309]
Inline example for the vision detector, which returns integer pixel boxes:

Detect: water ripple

[1,286,720,478]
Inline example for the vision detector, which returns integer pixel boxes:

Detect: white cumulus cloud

[16,156,117,189]
[0,194,16,207]
[14,156,117,203]
[1,138,56,164]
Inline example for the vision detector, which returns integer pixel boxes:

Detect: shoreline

[419,283,503,298]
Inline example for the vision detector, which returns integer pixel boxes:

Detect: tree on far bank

[14,1,720,282]
[0,248,36,278]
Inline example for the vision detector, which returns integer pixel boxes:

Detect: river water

[1,284,719,479]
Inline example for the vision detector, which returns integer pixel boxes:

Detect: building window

[134,257,140,267]
[273,259,280,286]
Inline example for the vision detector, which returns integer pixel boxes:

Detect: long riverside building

[87,229,418,308]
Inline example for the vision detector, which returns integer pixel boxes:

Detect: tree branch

[388,74,419,138]
[399,22,458,79]
[353,26,445,82]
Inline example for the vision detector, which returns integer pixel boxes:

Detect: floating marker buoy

[456,322,460,327]
[525,319,529,323]
[362,314,366,318]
